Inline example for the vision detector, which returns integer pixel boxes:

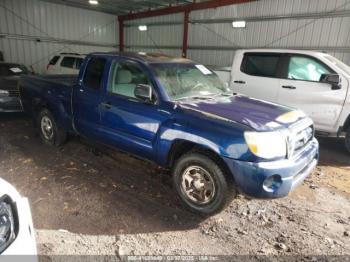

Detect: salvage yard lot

[0,113,349,256]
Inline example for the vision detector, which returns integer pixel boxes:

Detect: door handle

[101,102,112,109]
[234,80,246,84]
[282,85,296,89]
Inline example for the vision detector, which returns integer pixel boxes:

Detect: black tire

[37,109,67,146]
[172,151,236,215]
[345,129,350,153]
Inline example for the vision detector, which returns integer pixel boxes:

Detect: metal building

[1,0,349,73]
[0,0,350,258]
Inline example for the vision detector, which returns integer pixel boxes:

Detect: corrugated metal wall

[124,0,350,67]
[1,0,349,70]
[0,0,118,73]
[125,13,183,57]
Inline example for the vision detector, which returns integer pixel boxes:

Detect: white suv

[46,53,85,75]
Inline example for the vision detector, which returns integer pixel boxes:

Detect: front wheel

[172,152,236,215]
[37,109,67,146]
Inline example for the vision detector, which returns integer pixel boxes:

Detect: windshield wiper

[212,92,232,97]
[175,96,215,101]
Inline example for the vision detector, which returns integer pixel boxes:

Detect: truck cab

[216,49,350,151]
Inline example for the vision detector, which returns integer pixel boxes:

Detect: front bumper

[224,138,319,198]
[0,96,22,112]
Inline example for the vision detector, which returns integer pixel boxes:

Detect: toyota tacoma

[20,52,319,214]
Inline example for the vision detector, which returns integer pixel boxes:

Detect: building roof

[40,0,196,15]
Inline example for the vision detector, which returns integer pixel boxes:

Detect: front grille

[293,126,313,151]
[8,90,20,97]
[2,103,22,111]
[287,118,314,158]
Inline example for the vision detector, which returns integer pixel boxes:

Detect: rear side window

[49,56,60,65]
[75,58,84,69]
[241,53,281,77]
[83,57,106,90]
[60,56,75,68]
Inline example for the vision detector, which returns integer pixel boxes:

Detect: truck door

[99,58,168,160]
[231,52,282,102]
[72,56,107,138]
[278,54,347,132]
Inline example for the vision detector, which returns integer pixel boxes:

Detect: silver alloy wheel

[181,165,216,205]
[41,116,54,140]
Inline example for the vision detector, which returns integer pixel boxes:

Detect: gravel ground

[0,113,349,260]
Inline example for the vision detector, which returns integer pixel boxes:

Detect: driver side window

[287,56,332,82]
[108,60,151,98]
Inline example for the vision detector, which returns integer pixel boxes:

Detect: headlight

[0,200,16,254]
[244,131,287,159]
[0,90,9,97]
[275,110,305,124]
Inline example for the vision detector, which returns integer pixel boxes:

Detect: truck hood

[178,95,306,131]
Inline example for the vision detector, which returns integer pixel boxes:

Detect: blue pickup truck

[20,52,319,214]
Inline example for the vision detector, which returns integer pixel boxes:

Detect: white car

[0,178,37,258]
[46,53,85,75]
[215,49,350,151]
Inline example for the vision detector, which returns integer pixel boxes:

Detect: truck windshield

[151,63,230,100]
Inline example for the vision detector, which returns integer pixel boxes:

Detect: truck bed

[20,74,77,132]
[27,74,78,86]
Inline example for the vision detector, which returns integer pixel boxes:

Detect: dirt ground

[0,113,349,260]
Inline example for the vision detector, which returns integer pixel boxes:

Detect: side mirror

[320,74,341,90]
[134,84,153,103]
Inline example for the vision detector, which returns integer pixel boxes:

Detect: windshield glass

[0,64,28,76]
[323,54,350,76]
[151,63,230,100]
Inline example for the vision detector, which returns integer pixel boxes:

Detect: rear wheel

[37,109,67,146]
[172,151,236,215]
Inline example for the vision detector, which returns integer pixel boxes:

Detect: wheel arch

[341,114,350,133]
[32,97,68,131]
[167,140,233,182]
[32,99,53,124]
